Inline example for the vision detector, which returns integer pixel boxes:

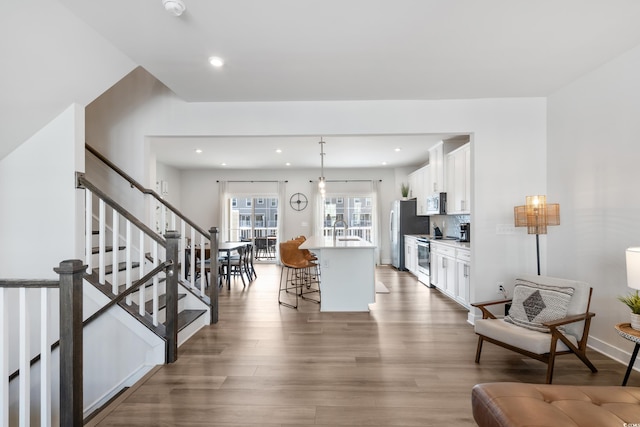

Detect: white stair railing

[0,281,58,427]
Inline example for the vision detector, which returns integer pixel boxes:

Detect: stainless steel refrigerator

[390,199,430,270]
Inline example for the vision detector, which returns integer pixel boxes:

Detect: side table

[615,322,640,386]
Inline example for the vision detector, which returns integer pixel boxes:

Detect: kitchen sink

[337,237,360,241]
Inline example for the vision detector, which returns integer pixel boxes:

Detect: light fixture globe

[163,0,186,16]
[318,138,327,192]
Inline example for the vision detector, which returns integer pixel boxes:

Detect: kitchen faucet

[332,220,348,241]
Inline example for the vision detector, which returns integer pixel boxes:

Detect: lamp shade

[626,247,640,290]
[514,195,560,235]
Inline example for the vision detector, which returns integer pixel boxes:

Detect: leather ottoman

[472,382,640,427]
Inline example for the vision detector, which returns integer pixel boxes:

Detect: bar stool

[278,241,320,308]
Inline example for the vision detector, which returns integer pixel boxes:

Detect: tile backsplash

[431,214,470,239]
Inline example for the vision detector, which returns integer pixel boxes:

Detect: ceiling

[150,134,463,170]
[59,0,640,170]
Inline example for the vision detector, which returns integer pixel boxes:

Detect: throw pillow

[504,279,574,332]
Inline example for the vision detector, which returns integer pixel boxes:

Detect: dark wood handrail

[76,172,165,246]
[0,280,58,288]
[85,143,210,238]
[83,261,172,326]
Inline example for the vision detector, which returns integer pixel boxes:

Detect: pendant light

[318,138,326,195]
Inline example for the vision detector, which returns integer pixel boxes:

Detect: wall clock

[289,193,308,211]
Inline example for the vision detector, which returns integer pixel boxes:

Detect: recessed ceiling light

[394,148,401,152]
[209,56,224,67]
[276,149,282,153]
[382,161,387,165]
[221,162,227,166]
[195,149,202,154]
[285,162,291,166]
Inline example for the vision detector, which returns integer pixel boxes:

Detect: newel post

[209,227,219,324]
[165,231,180,363]
[55,259,86,427]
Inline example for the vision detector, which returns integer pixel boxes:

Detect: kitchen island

[299,236,377,312]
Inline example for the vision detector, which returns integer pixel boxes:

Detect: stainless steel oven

[416,238,430,286]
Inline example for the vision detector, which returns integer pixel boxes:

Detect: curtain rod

[216,180,288,183]
[308,179,382,183]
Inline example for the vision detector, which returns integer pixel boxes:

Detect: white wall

[0,104,85,277]
[156,162,182,208]
[0,0,135,160]
[548,43,640,362]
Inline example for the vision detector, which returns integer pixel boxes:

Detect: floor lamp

[514,195,560,275]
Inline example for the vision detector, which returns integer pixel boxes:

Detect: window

[228,195,280,243]
[239,214,251,227]
[321,195,374,242]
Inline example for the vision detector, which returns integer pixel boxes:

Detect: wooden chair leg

[578,352,598,373]
[475,336,484,363]
[545,335,560,384]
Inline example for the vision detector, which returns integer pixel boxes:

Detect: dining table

[187,241,249,289]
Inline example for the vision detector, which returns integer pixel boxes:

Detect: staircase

[77,161,218,357]
[2,146,221,426]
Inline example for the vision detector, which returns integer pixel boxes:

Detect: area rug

[375,281,390,293]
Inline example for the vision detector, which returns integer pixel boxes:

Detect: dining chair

[254,237,268,259]
[220,245,249,287]
[246,243,257,280]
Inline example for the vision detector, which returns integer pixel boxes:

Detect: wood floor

[89,264,638,426]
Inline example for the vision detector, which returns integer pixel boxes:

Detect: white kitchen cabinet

[431,241,471,309]
[415,166,429,215]
[408,165,430,215]
[432,242,455,295]
[446,143,471,214]
[404,235,418,275]
[408,171,418,199]
[428,142,444,194]
[455,248,471,308]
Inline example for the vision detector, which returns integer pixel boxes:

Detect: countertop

[300,236,377,250]
[405,234,470,250]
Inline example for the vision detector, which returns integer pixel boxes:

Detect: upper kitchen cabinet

[446,143,471,214]
[408,170,418,199]
[427,142,444,194]
[408,165,430,215]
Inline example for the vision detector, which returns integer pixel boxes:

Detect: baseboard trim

[587,335,638,373]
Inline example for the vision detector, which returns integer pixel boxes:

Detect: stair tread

[178,309,207,332]
[104,262,140,275]
[117,276,166,294]
[145,293,187,313]
[92,245,126,254]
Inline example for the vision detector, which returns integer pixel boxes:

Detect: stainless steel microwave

[426,192,447,215]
